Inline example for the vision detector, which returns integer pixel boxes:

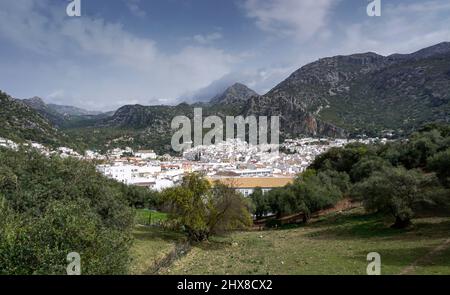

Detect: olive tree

[162,173,251,241]
[352,167,430,228]
[250,188,270,219]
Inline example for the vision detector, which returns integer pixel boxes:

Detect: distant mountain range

[20,97,105,127]
[246,42,450,137]
[1,42,449,153]
[0,91,73,147]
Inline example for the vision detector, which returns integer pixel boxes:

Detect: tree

[267,186,305,218]
[0,166,18,195]
[293,172,343,216]
[427,148,450,188]
[250,188,270,219]
[161,173,251,241]
[397,130,443,169]
[350,156,392,183]
[311,143,373,174]
[318,170,351,194]
[352,167,430,228]
[209,182,253,235]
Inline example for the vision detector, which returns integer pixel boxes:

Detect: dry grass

[160,208,450,275]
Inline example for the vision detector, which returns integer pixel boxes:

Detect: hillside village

[1,135,387,195]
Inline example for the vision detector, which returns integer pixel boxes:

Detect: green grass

[129,210,180,274]
[160,208,450,275]
[413,246,450,275]
[129,226,185,275]
[135,209,168,226]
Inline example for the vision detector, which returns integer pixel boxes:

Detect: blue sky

[0,0,449,111]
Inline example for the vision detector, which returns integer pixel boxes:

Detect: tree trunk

[391,216,412,229]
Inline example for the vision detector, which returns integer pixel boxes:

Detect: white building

[135,150,157,160]
[209,177,294,197]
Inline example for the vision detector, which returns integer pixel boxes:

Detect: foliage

[209,182,253,234]
[0,198,131,275]
[121,185,160,209]
[0,147,135,274]
[267,186,305,218]
[311,143,374,175]
[263,124,450,228]
[261,169,347,220]
[427,148,450,188]
[351,167,435,228]
[0,91,82,151]
[250,188,270,219]
[350,156,392,183]
[161,173,252,241]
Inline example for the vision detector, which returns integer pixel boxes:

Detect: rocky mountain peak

[211,83,259,104]
[23,96,47,109]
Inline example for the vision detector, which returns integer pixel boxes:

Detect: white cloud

[180,65,295,103]
[1,0,449,111]
[242,0,338,40]
[124,0,146,18]
[334,0,450,56]
[0,0,237,109]
[193,32,223,45]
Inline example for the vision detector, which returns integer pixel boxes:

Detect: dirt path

[144,240,191,275]
[400,238,450,275]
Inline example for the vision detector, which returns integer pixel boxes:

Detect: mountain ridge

[0,91,75,148]
[21,97,109,127]
[2,42,449,153]
[244,42,450,137]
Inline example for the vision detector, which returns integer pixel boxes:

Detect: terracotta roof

[209,177,293,189]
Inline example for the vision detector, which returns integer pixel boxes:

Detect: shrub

[0,148,134,274]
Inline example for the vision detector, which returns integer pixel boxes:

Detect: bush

[0,148,134,274]
[0,198,131,275]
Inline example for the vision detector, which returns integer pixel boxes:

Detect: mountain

[4,43,449,154]
[63,83,258,154]
[20,97,68,127]
[47,104,102,116]
[210,83,259,105]
[104,103,193,129]
[21,97,109,127]
[65,43,450,153]
[0,91,74,147]
[244,42,450,137]
[98,83,259,129]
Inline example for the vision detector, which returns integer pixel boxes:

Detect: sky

[0,0,449,111]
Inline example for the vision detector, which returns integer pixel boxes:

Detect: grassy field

[130,208,181,274]
[134,209,168,226]
[150,208,450,275]
[129,226,185,275]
